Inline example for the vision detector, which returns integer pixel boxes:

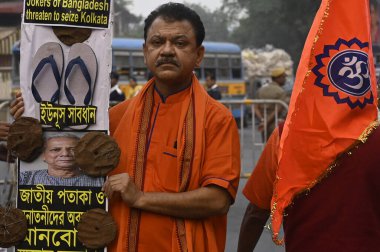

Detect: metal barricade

[220,99,288,176]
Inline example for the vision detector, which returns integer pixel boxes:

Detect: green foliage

[185,2,231,42]
[114,0,132,8]
[119,1,233,41]
[113,0,143,38]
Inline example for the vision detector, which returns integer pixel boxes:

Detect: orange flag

[271,0,378,244]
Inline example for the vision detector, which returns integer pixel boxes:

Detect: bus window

[232,68,242,79]
[217,56,230,79]
[203,56,216,67]
[131,54,147,80]
[114,54,130,80]
[217,57,229,67]
[231,57,242,79]
[218,68,230,79]
[231,57,241,66]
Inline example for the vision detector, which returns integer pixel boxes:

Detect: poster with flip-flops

[21,25,111,130]
[7,0,118,251]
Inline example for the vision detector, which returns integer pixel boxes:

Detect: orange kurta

[108,76,240,252]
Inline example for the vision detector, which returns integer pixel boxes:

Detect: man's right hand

[10,91,25,119]
[0,122,10,141]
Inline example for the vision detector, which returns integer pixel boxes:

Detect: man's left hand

[102,173,143,207]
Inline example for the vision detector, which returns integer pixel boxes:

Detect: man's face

[129,79,137,88]
[205,76,215,88]
[111,77,118,87]
[143,17,204,86]
[43,137,78,170]
[275,74,287,86]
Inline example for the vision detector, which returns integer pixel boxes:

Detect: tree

[116,2,233,40]
[230,0,320,69]
[185,2,231,42]
[113,0,143,38]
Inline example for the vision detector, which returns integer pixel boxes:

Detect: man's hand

[10,92,24,119]
[102,173,144,207]
[258,122,264,132]
[0,123,15,162]
[237,203,270,252]
[0,122,10,141]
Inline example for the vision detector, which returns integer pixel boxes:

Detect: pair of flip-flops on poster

[31,42,97,107]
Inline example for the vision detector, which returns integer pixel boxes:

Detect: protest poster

[23,0,111,29]
[15,130,110,251]
[13,0,115,250]
[19,0,112,130]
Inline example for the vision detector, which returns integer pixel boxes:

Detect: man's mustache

[155,58,180,67]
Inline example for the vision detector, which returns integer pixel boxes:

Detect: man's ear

[195,45,205,68]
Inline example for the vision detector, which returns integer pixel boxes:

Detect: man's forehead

[47,137,78,145]
[147,17,195,38]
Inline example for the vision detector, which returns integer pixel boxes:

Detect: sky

[129,0,222,18]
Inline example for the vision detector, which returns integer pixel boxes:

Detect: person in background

[205,72,222,100]
[125,76,142,99]
[109,71,126,103]
[254,67,288,140]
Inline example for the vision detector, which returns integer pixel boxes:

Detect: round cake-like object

[74,132,120,177]
[7,117,43,162]
[77,208,117,249]
[0,207,28,248]
[52,26,92,46]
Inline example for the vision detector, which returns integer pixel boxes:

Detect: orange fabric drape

[271,0,378,244]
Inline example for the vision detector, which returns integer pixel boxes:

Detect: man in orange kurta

[102,3,240,252]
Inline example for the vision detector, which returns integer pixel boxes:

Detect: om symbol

[328,50,371,96]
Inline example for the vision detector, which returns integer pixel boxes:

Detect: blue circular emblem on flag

[327,50,371,96]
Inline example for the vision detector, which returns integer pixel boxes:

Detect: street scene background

[1,0,380,251]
